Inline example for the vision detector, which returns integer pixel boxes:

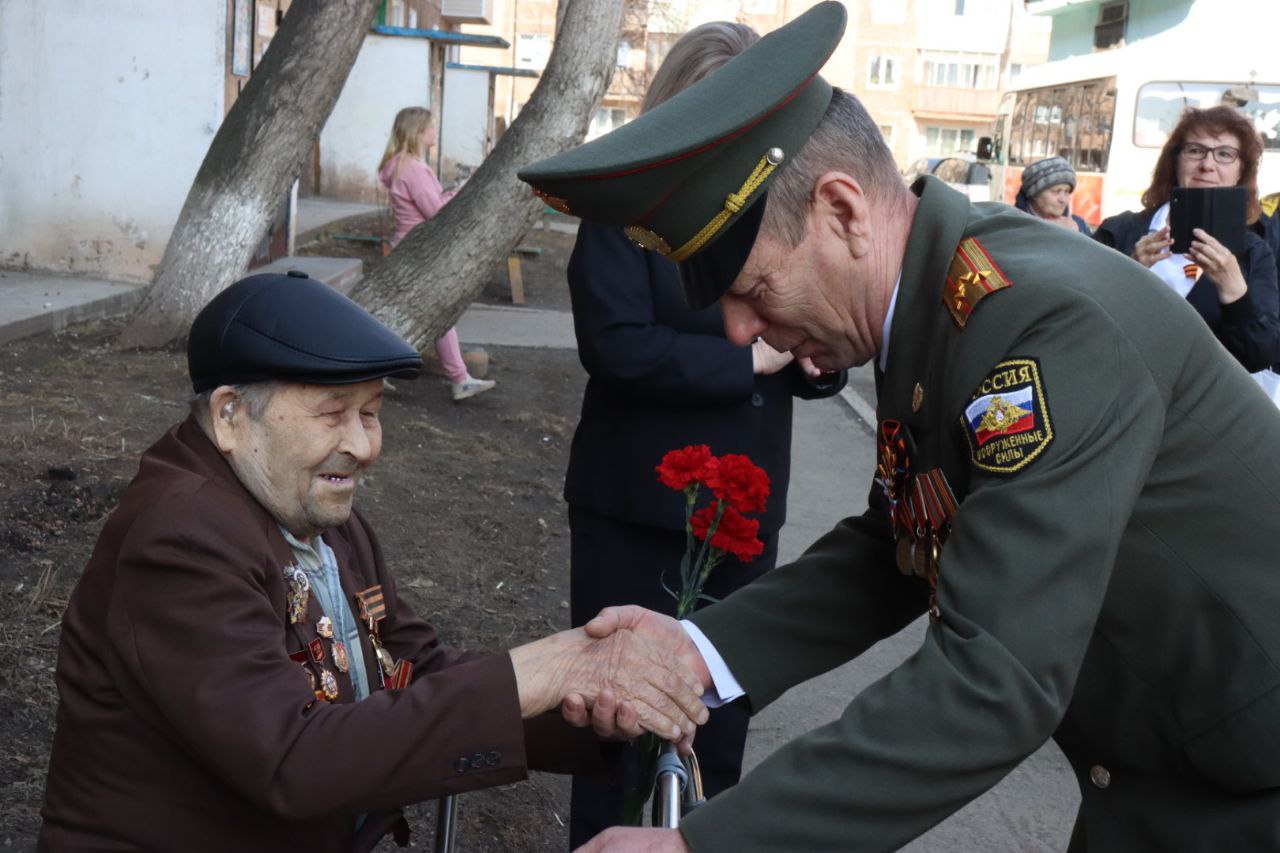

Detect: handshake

[508,606,712,746]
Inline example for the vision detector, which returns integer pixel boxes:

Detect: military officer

[519,3,1280,851]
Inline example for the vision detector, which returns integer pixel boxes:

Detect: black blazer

[1094,208,1280,371]
[564,221,846,534]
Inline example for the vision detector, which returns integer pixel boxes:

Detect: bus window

[1134,81,1280,150]
[1009,77,1116,172]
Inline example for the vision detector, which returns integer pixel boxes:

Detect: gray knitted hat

[1021,156,1076,200]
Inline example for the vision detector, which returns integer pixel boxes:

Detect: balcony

[911,87,1001,121]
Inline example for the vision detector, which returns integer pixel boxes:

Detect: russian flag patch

[962,357,1053,474]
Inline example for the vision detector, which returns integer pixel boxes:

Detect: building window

[922,53,998,90]
[616,40,631,69]
[1095,1,1127,50]
[587,107,628,140]
[954,0,965,14]
[879,124,896,147]
[517,34,551,70]
[868,56,897,88]
[924,126,976,155]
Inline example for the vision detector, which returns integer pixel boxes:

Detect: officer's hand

[1188,227,1247,303]
[573,827,690,853]
[509,627,707,742]
[584,605,712,694]
[1132,226,1173,267]
[751,338,794,375]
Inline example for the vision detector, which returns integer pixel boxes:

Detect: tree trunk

[346,0,623,350]
[117,0,381,350]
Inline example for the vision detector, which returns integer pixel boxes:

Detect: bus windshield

[1135,81,1280,150]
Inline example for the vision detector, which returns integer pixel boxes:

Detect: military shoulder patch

[944,237,1012,329]
[961,357,1053,475]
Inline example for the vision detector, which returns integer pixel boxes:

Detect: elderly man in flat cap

[38,272,706,852]
[521,3,1280,852]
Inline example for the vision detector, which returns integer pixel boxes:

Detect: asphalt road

[741,364,1080,851]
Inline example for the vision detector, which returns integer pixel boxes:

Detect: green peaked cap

[517,1,847,309]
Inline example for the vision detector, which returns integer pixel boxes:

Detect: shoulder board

[1261,192,1280,219]
[944,237,1012,329]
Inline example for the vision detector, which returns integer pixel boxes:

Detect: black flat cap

[517,1,846,309]
[187,271,422,393]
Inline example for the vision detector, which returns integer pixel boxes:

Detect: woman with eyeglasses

[1094,105,1280,375]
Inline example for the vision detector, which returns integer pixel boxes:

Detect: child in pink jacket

[378,106,495,401]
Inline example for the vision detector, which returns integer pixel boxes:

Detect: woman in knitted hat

[1015,156,1090,234]
[1093,105,1280,382]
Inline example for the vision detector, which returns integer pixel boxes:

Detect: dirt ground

[0,220,590,851]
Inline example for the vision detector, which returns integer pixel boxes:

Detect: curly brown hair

[1141,105,1263,223]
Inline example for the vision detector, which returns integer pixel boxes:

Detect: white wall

[440,67,491,181]
[0,1,226,282]
[320,34,432,204]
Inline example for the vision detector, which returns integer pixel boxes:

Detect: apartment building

[459,0,1048,169]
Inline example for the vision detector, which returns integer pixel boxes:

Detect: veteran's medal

[354,585,387,624]
[319,669,339,701]
[316,616,334,639]
[332,641,350,673]
[370,633,396,676]
[387,658,414,691]
[285,565,310,624]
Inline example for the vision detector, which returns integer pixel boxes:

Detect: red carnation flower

[706,453,770,514]
[690,504,764,563]
[656,444,717,491]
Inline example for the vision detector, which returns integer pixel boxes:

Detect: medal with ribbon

[877,419,959,621]
[355,585,402,686]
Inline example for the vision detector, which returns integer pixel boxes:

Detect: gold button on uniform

[1090,764,1111,789]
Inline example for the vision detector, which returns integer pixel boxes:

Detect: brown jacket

[40,418,597,851]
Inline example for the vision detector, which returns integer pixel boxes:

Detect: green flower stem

[619,732,664,826]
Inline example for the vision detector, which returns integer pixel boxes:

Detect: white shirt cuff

[680,619,746,708]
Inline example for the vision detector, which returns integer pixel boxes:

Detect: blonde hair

[378,106,433,183]
[641,22,759,114]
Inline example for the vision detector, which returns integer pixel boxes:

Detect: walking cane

[655,742,706,828]
[434,794,457,853]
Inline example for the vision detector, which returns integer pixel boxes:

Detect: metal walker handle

[656,742,705,828]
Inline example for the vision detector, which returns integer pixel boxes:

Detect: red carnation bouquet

[621,445,769,826]
[655,444,769,618]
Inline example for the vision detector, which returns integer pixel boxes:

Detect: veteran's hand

[1188,227,1247,303]
[1132,226,1173,268]
[509,627,707,742]
[573,827,690,853]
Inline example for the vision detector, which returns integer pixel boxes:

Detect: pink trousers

[435,326,467,384]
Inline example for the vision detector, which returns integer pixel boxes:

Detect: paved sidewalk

[0,270,144,347]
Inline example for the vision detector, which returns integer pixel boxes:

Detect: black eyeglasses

[1180,143,1241,165]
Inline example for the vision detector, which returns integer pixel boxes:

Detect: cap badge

[624,225,673,255]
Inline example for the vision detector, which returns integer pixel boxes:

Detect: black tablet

[1170,186,1246,255]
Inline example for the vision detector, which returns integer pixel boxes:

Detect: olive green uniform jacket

[684,178,1280,852]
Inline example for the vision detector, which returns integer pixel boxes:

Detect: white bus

[984,6,1280,227]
